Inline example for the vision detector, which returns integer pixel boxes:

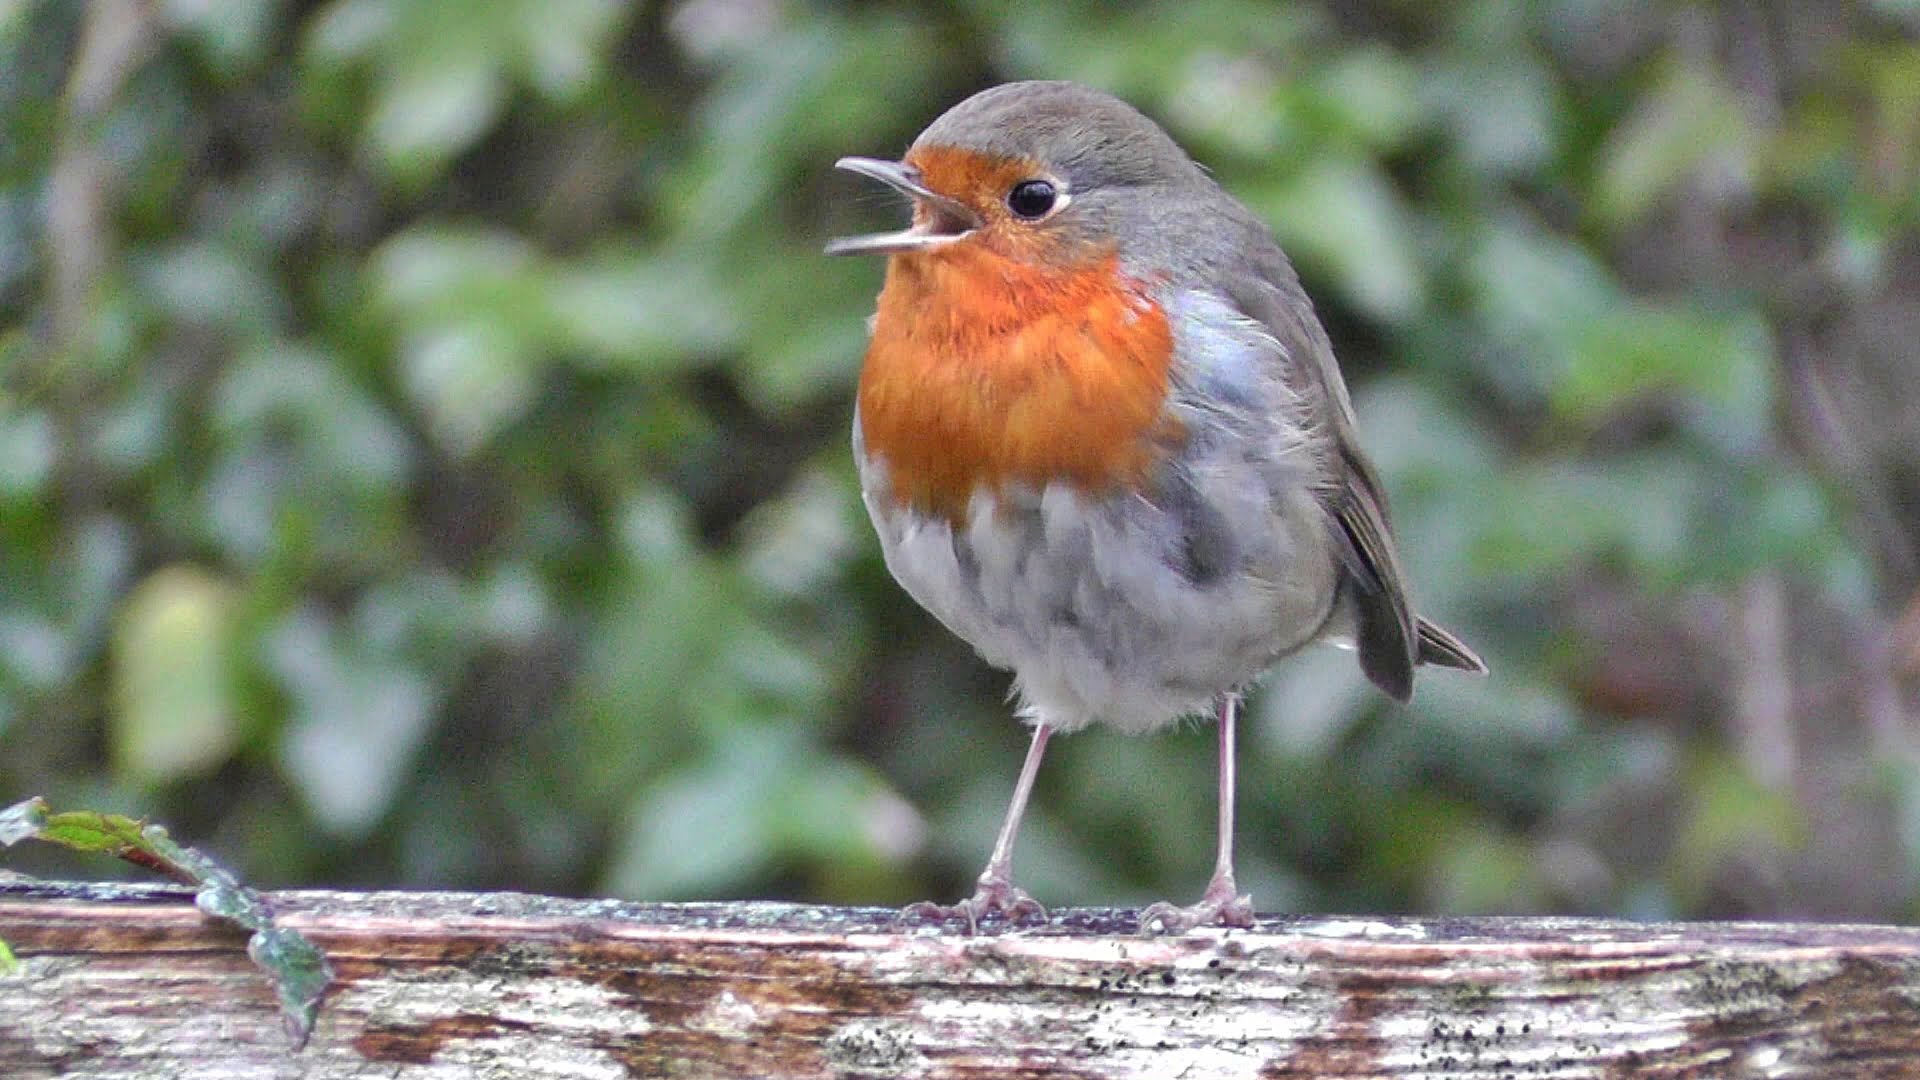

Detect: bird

[826,80,1486,934]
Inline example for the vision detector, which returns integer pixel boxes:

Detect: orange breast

[857,244,1178,523]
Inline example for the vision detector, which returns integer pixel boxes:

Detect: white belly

[861,463,1340,735]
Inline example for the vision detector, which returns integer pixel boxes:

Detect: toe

[1137,902,1188,936]
[1219,895,1256,929]
[899,882,1047,934]
[1006,894,1048,924]
[1137,893,1256,935]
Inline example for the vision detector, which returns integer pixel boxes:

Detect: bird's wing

[1221,243,1420,702]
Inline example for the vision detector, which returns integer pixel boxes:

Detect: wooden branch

[3,881,1919,1078]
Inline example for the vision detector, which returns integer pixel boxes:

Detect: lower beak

[825,157,982,256]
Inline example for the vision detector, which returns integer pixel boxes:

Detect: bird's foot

[1138,877,1255,935]
[900,875,1047,934]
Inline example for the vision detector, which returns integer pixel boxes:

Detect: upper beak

[825,157,982,256]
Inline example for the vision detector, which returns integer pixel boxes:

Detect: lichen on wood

[3,880,1919,1078]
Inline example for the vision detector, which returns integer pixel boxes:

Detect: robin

[827,81,1486,933]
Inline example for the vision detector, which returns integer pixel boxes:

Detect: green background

[5,0,1920,921]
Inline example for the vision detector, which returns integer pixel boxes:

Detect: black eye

[1007,179,1057,219]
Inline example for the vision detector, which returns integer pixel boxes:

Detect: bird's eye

[1007,179,1058,220]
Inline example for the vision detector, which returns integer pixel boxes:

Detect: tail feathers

[1416,618,1488,675]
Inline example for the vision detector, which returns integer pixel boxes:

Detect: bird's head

[826,81,1205,269]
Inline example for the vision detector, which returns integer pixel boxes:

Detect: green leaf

[0,611,72,691]
[110,566,242,786]
[244,925,334,1044]
[1468,220,1616,355]
[1670,755,1808,907]
[138,242,289,338]
[603,726,921,902]
[1426,825,1549,915]
[569,558,737,800]
[305,0,628,181]
[603,746,779,900]
[162,0,281,77]
[269,609,440,836]
[1557,303,1775,426]
[368,53,506,177]
[509,0,625,101]
[302,0,393,61]
[736,467,860,599]
[372,229,740,441]
[665,16,944,245]
[730,252,871,411]
[0,405,54,500]
[1311,46,1424,151]
[0,938,16,975]
[371,227,541,316]
[0,797,333,1046]
[1429,49,1556,173]
[1594,59,1754,228]
[548,252,741,370]
[214,342,414,491]
[1350,377,1499,487]
[398,322,538,457]
[987,0,1316,105]
[1254,646,1375,760]
[1254,155,1426,322]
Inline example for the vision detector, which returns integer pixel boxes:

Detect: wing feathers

[1331,463,1418,701]
[1215,231,1482,700]
[1416,618,1488,673]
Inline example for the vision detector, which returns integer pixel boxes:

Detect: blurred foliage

[3,0,1920,921]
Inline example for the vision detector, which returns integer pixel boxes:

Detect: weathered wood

[2,881,1918,1078]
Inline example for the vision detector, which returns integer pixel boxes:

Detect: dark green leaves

[4,0,1916,930]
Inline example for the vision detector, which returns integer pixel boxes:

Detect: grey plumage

[889,80,1485,708]
[832,78,1486,932]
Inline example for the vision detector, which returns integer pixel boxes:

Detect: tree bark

[2,880,1918,1078]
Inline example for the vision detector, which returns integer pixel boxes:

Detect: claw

[898,878,1047,934]
[1138,883,1255,935]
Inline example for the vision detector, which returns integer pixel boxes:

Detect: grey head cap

[910,81,1262,291]
[912,81,1209,193]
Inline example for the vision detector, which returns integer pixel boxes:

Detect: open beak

[825,157,982,256]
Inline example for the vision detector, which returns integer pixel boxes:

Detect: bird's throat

[857,245,1179,523]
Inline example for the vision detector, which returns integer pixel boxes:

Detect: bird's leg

[1140,694,1256,934]
[903,723,1052,933]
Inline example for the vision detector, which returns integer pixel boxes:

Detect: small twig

[1730,573,1796,788]
[0,798,333,1049]
[46,0,160,351]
